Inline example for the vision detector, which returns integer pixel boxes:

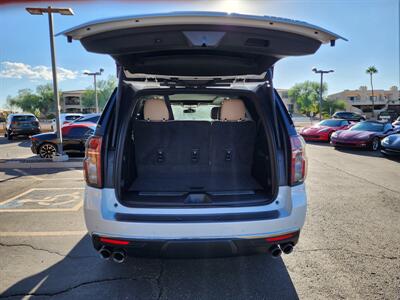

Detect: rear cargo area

[117,91,276,206]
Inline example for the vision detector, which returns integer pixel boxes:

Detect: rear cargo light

[99,237,130,245]
[83,136,102,188]
[290,135,307,185]
[265,232,297,242]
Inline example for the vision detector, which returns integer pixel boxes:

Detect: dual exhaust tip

[99,246,126,263]
[270,243,294,258]
[99,243,294,261]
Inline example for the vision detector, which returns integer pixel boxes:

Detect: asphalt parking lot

[0,140,399,299]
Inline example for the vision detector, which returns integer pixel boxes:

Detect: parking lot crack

[297,247,398,260]
[309,157,400,195]
[0,276,157,298]
[0,242,95,259]
[156,260,165,300]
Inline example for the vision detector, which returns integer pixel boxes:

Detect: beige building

[328,86,400,113]
[61,90,95,113]
[276,88,297,113]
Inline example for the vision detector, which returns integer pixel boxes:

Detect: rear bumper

[84,185,307,243]
[92,231,300,258]
[10,128,40,135]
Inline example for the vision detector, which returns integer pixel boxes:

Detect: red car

[300,119,352,142]
[330,121,398,151]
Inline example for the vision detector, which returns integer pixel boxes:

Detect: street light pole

[84,69,104,113]
[26,6,73,161]
[312,67,334,120]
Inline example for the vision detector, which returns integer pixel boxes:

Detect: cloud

[0,61,78,81]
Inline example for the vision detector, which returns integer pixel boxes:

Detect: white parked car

[61,11,345,262]
[51,113,82,131]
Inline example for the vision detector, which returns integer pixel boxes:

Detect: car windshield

[13,115,36,122]
[73,115,100,123]
[319,120,344,127]
[350,122,384,132]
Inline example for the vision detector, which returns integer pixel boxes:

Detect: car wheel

[371,137,380,151]
[328,132,333,142]
[7,131,13,140]
[39,143,57,158]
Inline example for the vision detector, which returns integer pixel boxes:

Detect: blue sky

[0,0,399,108]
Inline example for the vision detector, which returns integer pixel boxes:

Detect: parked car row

[300,117,400,157]
[31,113,100,158]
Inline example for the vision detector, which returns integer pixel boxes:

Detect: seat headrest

[220,99,246,121]
[143,98,170,121]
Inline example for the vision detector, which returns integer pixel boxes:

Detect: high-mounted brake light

[290,135,307,185]
[83,136,102,188]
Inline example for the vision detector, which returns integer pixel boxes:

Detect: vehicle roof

[64,122,96,128]
[9,113,36,117]
[59,11,346,43]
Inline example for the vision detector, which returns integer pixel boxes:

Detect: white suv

[62,12,344,262]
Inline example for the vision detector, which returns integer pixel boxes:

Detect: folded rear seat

[210,99,257,180]
[133,98,210,191]
[132,98,259,193]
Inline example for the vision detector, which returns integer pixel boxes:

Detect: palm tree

[366,66,378,117]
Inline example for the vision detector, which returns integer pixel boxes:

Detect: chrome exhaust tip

[270,245,282,258]
[281,243,294,255]
[98,246,112,260]
[112,249,126,264]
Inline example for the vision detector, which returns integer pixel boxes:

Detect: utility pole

[84,69,104,113]
[26,6,73,161]
[312,67,334,120]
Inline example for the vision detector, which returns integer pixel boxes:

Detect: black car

[31,123,95,158]
[332,111,365,122]
[381,133,400,157]
[4,113,41,140]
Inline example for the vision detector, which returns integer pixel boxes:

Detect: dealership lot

[0,142,399,299]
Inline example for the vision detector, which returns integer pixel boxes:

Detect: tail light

[265,231,298,242]
[290,135,307,185]
[83,136,102,188]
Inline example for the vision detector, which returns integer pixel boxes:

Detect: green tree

[288,81,327,116]
[321,99,346,118]
[81,76,117,111]
[6,84,58,117]
[35,83,56,116]
[366,66,378,117]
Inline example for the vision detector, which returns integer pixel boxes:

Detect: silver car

[61,12,345,262]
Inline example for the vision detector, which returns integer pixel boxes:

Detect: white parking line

[13,169,82,181]
[0,187,84,212]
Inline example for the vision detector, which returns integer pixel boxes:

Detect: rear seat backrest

[143,98,170,121]
[220,99,246,121]
[211,98,256,175]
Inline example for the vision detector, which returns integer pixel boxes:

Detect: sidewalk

[0,157,83,169]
